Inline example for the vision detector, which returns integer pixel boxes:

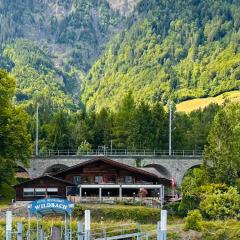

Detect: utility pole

[169,101,172,156]
[36,103,39,157]
[110,140,113,155]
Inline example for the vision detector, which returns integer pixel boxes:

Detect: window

[47,188,58,196]
[95,176,103,184]
[23,188,34,196]
[35,188,46,196]
[125,176,133,184]
[108,176,116,183]
[73,176,81,185]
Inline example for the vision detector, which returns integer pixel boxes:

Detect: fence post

[6,211,12,240]
[157,221,161,240]
[145,233,149,240]
[39,228,44,240]
[77,222,83,240]
[136,223,142,240]
[160,210,167,240]
[85,210,91,240]
[17,222,23,240]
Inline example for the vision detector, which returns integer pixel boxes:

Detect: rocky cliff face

[107,0,140,16]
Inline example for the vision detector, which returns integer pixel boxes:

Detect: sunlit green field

[176,90,240,113]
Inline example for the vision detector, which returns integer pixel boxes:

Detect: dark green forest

[31,91,221,154]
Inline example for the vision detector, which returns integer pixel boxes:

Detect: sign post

[6,211,12,240]
[85,210,91,240]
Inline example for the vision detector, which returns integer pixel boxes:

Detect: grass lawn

[176,90,240,113]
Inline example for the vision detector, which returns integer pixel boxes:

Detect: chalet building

[15,156,171,201]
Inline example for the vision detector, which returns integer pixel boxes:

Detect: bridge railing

[33,149,203,158]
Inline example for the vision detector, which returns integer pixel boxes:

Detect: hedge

[73,204,161,224]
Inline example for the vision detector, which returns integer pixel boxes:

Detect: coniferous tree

[204,103,240,185]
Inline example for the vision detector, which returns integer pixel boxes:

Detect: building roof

[14,174,76,188]
[140,167,171,180]
[53,156,159,179]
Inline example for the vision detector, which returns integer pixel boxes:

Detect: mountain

[82,0,240,111]
[1,0,240,112]
[0,0,124,109]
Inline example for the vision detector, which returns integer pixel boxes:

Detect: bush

[201,220,240,240]
[164,202,185,217]
[179,168,207,215]
[74,204,160,223]
[184,210,203,231]
[0,183,15,201]
[200,187,240,220]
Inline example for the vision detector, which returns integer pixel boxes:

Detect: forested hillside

[82,0,240,111]
[1,0,240,112]
[0,0,124,109]
[1,39,77,111]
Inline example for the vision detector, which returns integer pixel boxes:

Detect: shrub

[184,210,203,231]
[200,187,240,220]
[201,220,240,240]
[164,202,185,217]
[0,183,15,201]
[74,204,160,223]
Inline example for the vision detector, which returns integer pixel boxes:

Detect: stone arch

[180,163,203,183]
[143,164,172,179]
[43,164,68,174]
[15,166,30,179]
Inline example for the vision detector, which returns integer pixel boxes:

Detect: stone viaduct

[22,154,203,185]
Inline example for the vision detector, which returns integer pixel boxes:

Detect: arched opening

[143,164,171,180]
[181,164,203,183]
[44,164,68,174]
[15,166,30,181]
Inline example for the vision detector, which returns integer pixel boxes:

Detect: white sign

[161,210,167,231]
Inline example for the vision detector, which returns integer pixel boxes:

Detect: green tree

[204,103,240,185]
[46,111,73,151]
[113,92,136,149]
[0,69,31,185]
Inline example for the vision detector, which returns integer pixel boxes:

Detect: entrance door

[51,227,62,240]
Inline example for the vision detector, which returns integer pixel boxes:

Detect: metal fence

[5,223,150,240]
[33,149,203,158]
[5,209,167,240]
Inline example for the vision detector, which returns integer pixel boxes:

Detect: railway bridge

[21,150,203,185]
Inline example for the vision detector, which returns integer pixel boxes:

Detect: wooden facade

[14,175,76,201]
[54,157,159,185]
[15,157,171,201]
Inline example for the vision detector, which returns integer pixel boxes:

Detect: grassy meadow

[176,90,240,113]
